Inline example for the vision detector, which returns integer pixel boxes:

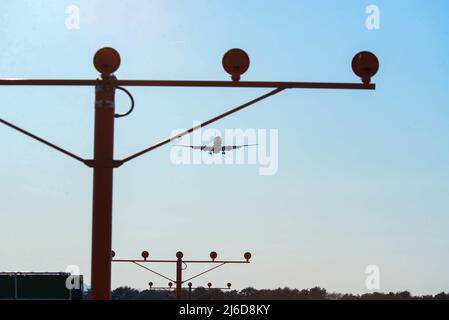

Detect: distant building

[0,272,83,300]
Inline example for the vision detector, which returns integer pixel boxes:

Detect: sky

[0,0,448,295]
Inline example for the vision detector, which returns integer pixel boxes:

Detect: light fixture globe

[244,252,252,262]
[176,251,184,259]
[352,51,379,84]
[93,47,121,75]
[207,282,212,288]
[222,48,250,81]
[209,251,218,261]
[141,250,149,260]
[148,282,153,288]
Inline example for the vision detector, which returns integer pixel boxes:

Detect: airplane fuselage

[180,135,253,155]
[212,136,222,153]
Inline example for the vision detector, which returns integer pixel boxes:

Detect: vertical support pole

[176,251,183,300]
[14,274,17,299]
[90,76,116,300]
[188,283,192,300]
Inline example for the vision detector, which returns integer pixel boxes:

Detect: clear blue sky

[1,0,448,295]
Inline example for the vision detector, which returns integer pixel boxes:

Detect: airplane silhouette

[176,136,257,155]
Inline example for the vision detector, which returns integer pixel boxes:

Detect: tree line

[83,286,449,300]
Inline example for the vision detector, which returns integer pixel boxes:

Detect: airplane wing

[176,145,214,151]
[222,144,258,151]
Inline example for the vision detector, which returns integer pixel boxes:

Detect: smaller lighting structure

[112,250,251,300]
[148,281,232,300]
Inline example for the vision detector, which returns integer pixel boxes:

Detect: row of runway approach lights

[112,250,252,300]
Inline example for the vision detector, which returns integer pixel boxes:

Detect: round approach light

[168,282,173,288]
[141,250,149,260]
[148,282,153,288]
[352,51,379,84]
[207,282,212,288]
[227,282,232,289]
[209,251,218,261]
[222,48,250,81]
[244,252,252,262]
[93,47,121,75]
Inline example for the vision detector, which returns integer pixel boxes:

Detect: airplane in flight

[176,136,257,155]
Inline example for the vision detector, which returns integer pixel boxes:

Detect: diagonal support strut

[120,87,286,164]
[0,118,86,163]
